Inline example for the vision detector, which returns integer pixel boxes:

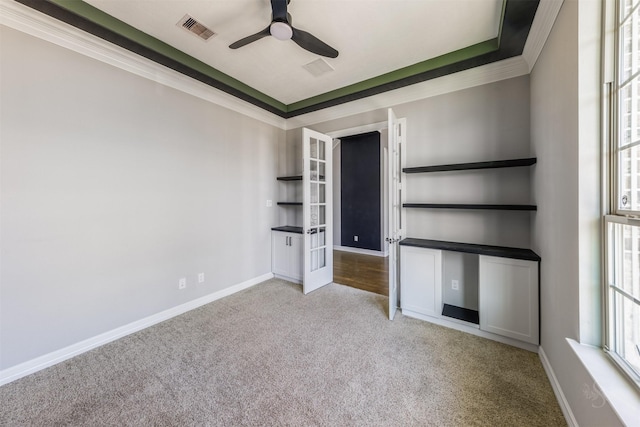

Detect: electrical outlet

[198,273,205,283]
[266,199,272,207]
[451,280,459,290]
[354,235,359,242]
[178,278,186,290]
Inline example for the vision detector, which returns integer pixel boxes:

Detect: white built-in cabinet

[400,245,539,348]
[398,156,539,350]
[272,230,303,283]
[479,255,539,344]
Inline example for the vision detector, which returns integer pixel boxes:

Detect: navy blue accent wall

[340,132,381,251]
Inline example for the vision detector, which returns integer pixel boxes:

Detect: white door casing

[387,109,406,319]
[303,128,333,294]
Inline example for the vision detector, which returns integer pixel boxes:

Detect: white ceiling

[83,0,503,105]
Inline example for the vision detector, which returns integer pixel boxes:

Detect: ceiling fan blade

[271,0,289,22]
[229,26,271,49]
[291,27,339,58]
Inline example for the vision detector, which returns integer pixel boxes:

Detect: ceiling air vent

[303,58,334,77]
[177,14,216,41]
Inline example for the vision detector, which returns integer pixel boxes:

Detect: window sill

[567,338,640,426]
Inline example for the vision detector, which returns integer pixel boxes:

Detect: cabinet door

[479,256,539,344]
[272,232,290,277]
[400,246,442,318]
[288,233,303,281]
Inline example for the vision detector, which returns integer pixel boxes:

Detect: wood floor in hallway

[333,250,389,296]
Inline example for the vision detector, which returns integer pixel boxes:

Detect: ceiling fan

[229,0,339,58]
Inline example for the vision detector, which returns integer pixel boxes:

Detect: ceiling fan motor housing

[270,21,293,40]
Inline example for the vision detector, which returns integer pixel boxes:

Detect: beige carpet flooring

[0,279,566,426]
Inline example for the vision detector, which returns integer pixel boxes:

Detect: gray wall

[399,76,532,249]
[0,26,283,370]
[442,252,478,311]
[530,1,620,425]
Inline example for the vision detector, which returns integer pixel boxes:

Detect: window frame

[614,0,640,215]
[604,0,640,390]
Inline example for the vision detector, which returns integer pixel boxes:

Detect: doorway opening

[329,123,389,296]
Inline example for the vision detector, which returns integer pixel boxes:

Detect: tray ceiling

[15,0,540,118]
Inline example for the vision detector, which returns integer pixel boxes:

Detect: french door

[387,109,406,319]
[302,128,333,294]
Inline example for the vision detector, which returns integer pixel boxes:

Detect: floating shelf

[399,238,540,261]
[403,203,537,211]
[403,157,536,174]
[276,175,303,181]
[277,202,302,206]
[442,304,479,325]
[271,225,303,234]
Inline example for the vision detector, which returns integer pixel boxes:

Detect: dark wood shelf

[276,175,325,181]
[271,225,303,234]
[399,238,540,261]
[277,175,303,181]
[277,202,302,206]
[442,304,479,325]
[403,157,536,174]
[403,203,537,211]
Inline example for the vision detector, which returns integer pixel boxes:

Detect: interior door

[387,109,406,319]
[303,128,333,294]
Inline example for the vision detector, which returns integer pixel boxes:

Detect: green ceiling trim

[48,0,287,112]
[286,38,499,112]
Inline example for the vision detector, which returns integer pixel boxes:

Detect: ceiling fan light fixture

[270,21,293,40]
[229,0,338,57]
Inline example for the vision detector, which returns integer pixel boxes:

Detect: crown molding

[0,0,288,130]
[522,0,564,72]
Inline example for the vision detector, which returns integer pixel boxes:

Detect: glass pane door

[303,128,333,294]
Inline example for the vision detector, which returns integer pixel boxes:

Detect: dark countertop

[271,226,303,234]
[400,238,540,261]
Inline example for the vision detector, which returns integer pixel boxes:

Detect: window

[605,0,640,388]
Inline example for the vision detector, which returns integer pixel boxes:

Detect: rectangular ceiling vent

[177,14,216,41]
[303,58,335,78]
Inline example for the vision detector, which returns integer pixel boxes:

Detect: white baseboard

[539,346,578,427]
[273,273,302,284]
[0,272,274,386]
[334,245,388,257]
